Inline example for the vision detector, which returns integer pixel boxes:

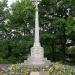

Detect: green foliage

[66,16,75,34]
[0,0,75,64]
[39,0,75,63]
[8,0,34,35]
[8,63,75,75]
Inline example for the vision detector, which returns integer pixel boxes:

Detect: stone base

[30,72,49,75]
[22,45,50,68]
[23,57,50,68]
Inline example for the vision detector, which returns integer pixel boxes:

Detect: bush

[7,62,75,75]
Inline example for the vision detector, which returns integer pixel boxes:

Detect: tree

[2,0,34,63]
[0,0,75,64]
[8,0,34,36]
[39,0,75,62]
[0,0,10,63]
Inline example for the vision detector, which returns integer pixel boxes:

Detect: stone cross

[24,0,50,67]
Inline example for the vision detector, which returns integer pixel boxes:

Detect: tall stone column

[24,0,50,67]
[34,1,40,47]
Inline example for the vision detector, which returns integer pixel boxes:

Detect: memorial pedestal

[24,46,50,68]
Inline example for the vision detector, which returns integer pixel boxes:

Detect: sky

[0,0,16,6]
[8,0,16,6]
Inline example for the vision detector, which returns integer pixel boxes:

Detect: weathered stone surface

[30,72,49,75]
[30,72,39,75]
[40,72,49,75]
